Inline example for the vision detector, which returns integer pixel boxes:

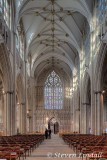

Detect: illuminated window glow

[98,0,107,23]
[4,0,10,27]
[65,88,72,98]
[20,38,24,60]
[18,0,23,8]
[44,71,63,110]
[16,30,19,51]
[28,33,34,44]
[27,60,30,76]
[0,0,3,13]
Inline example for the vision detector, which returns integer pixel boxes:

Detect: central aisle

[26,134,82,160]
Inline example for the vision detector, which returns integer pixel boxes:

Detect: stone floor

[26,134,84,160]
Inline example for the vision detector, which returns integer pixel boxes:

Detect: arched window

[16,30,20,51]
[0,0,3,13]
[98,0,107,23]
[4,0,10,28]
[44,71,63,110]
[18,0,23,8]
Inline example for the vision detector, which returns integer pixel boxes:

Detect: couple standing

[45,128,52,139]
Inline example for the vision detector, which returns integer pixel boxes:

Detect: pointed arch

[44,70,63,110]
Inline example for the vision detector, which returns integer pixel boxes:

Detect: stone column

[29,111,33,133]
[19,103,24,133]
[7,91,16,135]
[75,109,80,133]
[72,91,76,132]
[80,83,83,134]
[90,86,95,135]
[74,91,80,133]
[32,86,36,132]
[94,92,98,135]
[23,59,27,133]
[5,91,13,135]
[4,93,8,135]
[80,102,86,134]
[11,0,17,136]
[19,104,22,133]
[3,93,6,135]
[86,105,91,134]
[82,104,87,134]
[101,94,104,134]
[96,93,104,135]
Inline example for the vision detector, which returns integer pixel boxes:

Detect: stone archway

[48,117,59,134]
[54,122,59,134]
[34,67,71,133]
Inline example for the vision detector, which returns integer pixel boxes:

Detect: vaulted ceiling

[17,0,93,78]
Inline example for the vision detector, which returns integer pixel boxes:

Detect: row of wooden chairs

[0,134,44,160]
[62,134,107,160]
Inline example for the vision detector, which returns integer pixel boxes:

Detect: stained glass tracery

[44,71,63,109]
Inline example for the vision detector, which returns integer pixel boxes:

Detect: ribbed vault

[17,0,92,77]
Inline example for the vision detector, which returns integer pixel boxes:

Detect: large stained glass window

[44,71,63,109]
